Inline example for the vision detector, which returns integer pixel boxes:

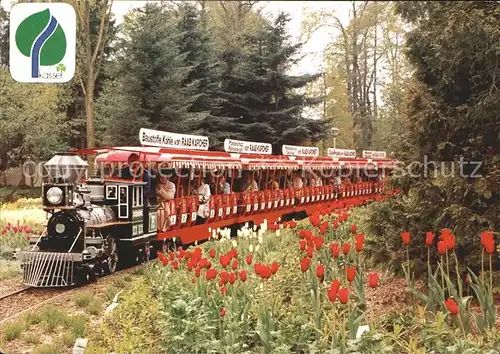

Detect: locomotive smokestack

[44,152,88,184]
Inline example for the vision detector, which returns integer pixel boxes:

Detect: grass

[65,315,86,338]
[32,342,63,354]
[2,321,24,341]
[58,331,76,348]
[23,332,41,345]
[39,305,68,333]
[22,310,42,327]
[0,259,21,279]
[85,301,102,315]
[0,187,41,204]
[74,291,95,308]
[103,285,119,303]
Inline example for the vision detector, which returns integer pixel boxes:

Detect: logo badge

[9,2,76,83]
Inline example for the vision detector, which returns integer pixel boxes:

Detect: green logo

[15,8,66,78]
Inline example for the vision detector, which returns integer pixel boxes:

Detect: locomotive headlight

[46,187,63,205]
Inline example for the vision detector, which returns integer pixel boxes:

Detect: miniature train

[17,129,396,287]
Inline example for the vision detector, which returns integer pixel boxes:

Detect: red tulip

[440,228,452,239]
[239,269,247,282]
[209,249,216,258]
[5,223,11,231]
[337,287,349,304]
[314,236,324,251]
[306,247,314,258]
[444,298,459,315]
[332,220,339,229]
[342,242,351,255]
[299,240,306,251]
[231,259,239,270]
[271,262,280,275]
[346,266,356,282]
[289,220,297,229]
[220,308,226,317]
[228,272,236,284]
[350,224,357,234]
[437,240,447,255]
[195,267,202,278]
[172,260,179,270]
[327,279,342,302]
[368,272,379,288]
[169,252,175,261]
[425,232,435,246]
[246,254,253,265]
[220,286,228,295]
[480,231,495,254]
[354,233,364,252]
[199,258,208,268]
[205,268,218,281]
[12,226,18,233]
[260,265,272,279]
[330,242,340,258]
[220,255,231,268]
[299,230,312,239]
[316,264,325,280]
[300,257,311,272]
[401,232,411,245]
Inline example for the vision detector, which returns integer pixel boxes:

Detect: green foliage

[2,321,24,341]
[0,67,70,167]
[39,305,68,332]
[86,278,160,354]
[74,291,95,308]
[359,1,499,272]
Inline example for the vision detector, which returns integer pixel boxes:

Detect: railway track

[0,262,147,325]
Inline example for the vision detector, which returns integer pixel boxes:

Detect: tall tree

[364,1,500,271]
[211,12,326,152]
[72,0,114,171]
[0,6,8,67]
[96,4,192,145]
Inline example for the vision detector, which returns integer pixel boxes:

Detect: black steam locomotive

[17,153,158,287]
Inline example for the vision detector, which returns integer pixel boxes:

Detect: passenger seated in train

[120,153,153,206]
[156,173,176,232]
[196,176,211,224]
[218,174,231,194]
[241,172,258,192]
[291,170,304,188]
[308,172,323,186]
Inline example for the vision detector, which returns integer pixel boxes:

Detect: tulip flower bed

[87,202,499,354]
[0,198,46,279]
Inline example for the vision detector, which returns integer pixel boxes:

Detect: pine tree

[96,4,191,144]
[211,12,327,153]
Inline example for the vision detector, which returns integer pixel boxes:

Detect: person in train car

[308,171,323,186]
[218,174,231,194]
[119,153,152,206]
[292,170,304,188]
[241,171,258,192]
[196,175,212,224]
[156,173,176,231]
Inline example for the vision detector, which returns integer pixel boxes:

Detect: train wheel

[104,235,119,274]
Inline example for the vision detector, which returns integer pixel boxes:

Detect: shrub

[85,301,102,316]
[2,321,24,341]
[65,315,86,338]
[22,311,42,327]
[39,305,67,332]
[74,291,95,308]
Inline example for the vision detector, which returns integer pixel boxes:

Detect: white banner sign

[224,139,272,155]
[327,148,357,158]
[362,150,387,158]
[139,128,209,150]
[282,145,319,157]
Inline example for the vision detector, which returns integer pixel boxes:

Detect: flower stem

[406,247,413,304]
[457,312,467,337]
[481,248,485,283]
[489,254,493,294]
